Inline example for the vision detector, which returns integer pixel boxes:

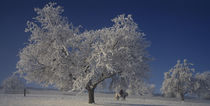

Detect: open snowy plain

[0,89,210,106]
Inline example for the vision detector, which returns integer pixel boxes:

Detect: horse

[115,89,128,100]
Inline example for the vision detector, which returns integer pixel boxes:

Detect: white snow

[0,89,209,106]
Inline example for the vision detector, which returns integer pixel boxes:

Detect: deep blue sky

[0,0,210,93]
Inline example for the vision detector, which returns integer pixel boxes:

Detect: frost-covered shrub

[161,59,194,100]
[194,71,210,99]
[2,76,25,93]
[126,82,155,96]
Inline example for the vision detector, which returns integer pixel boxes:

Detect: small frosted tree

[16,3,151,103]
[2,75,25,93]
[194,71,210,99]
[161,59,194,100]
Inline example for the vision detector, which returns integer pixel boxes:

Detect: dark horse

[115,89,128,100]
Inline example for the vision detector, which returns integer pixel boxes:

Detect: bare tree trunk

[180,93,184,101]
[87,88,95,104]
[86,80,96,104]
[24,88,26,97]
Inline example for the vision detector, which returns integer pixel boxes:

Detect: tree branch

[93,71,122,88]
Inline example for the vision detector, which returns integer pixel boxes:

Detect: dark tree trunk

[24,88,26,97]
[86,80,96,104]
[180,93,184,101]
[87,88,95,104]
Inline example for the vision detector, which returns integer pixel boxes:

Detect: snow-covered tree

[2,75,25,93]
[161,59,194,100]
[194,71,210,99]
[16,2,151,103]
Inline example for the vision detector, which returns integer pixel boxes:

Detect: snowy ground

[0,89,210,106]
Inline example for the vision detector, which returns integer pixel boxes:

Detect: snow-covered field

[0,89,210,106]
